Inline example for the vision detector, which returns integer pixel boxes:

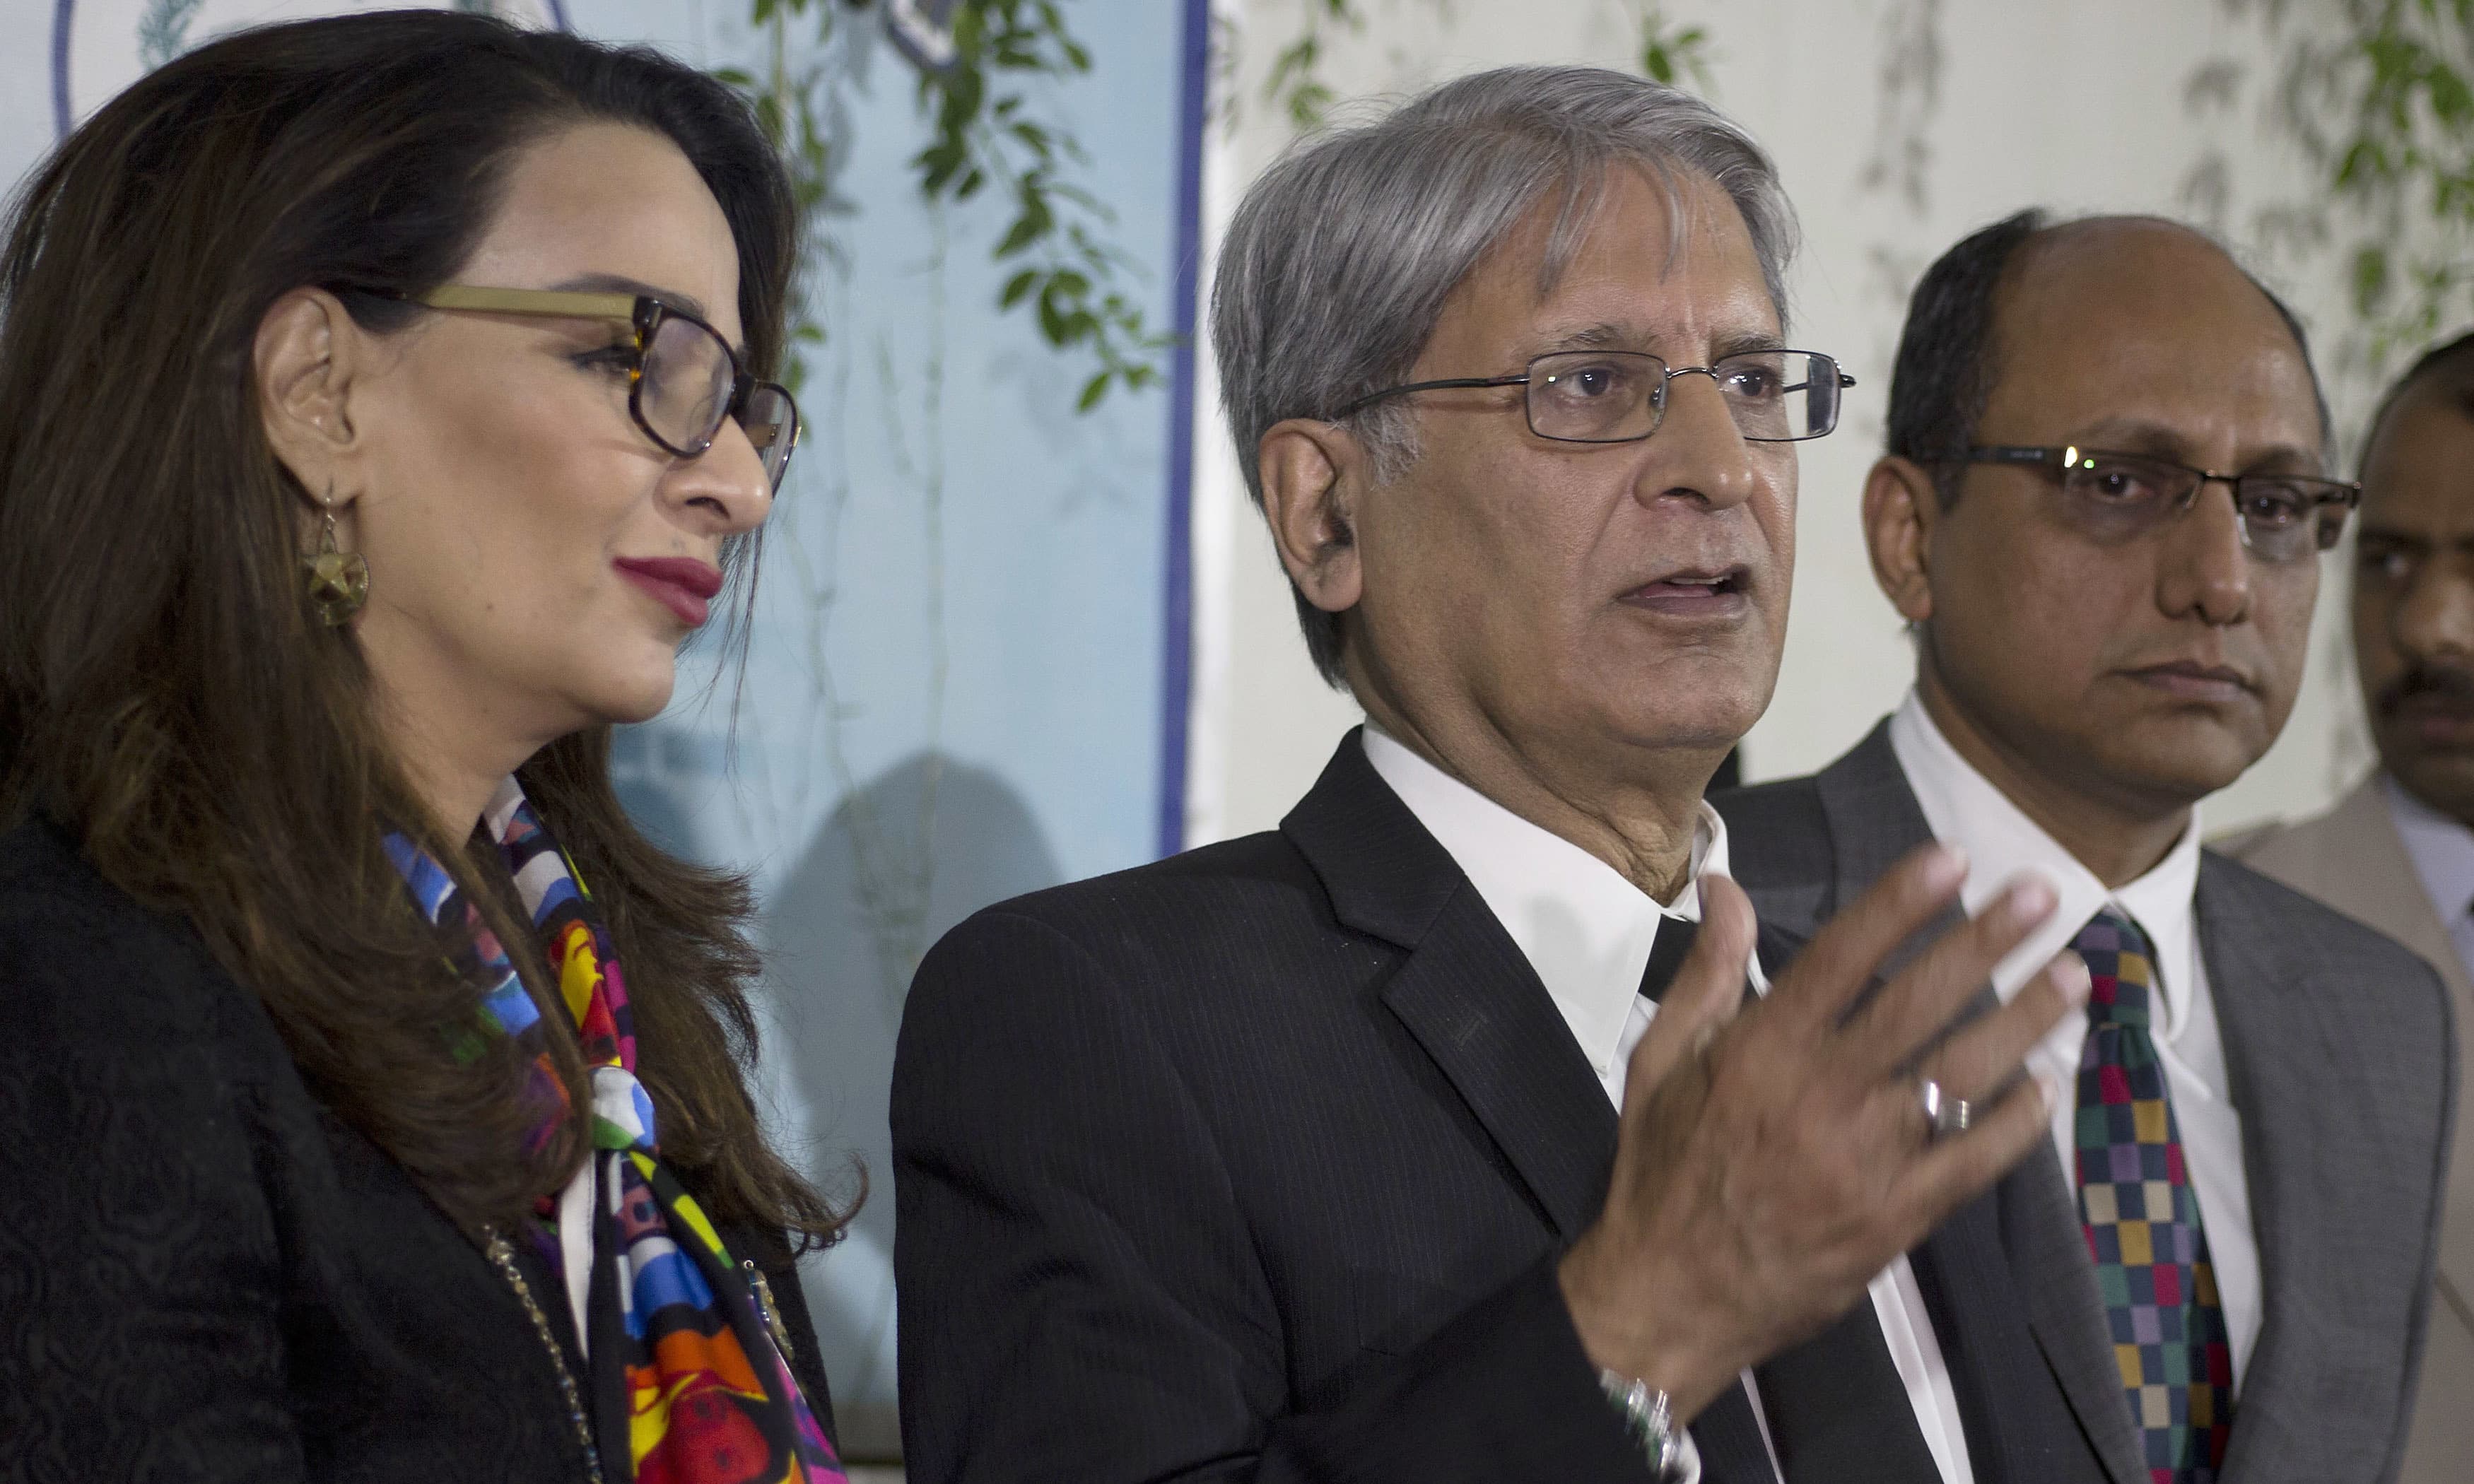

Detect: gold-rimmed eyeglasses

[373,285,802,492]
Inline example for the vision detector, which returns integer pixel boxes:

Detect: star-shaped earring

[302,490,368,626]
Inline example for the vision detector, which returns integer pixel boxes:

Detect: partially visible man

[2224,331,2474,1483]
[893,68,2085,1484]
[1719,210,2454,1483]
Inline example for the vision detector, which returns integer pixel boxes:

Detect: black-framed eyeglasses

[1958,444,2359,564]
[369,285,802,492]
[1335,348,1856,444]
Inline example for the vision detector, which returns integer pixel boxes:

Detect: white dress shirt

[1364,726,1972,1484]
[1889,691,2264,1393]
[2384,772,2474,987]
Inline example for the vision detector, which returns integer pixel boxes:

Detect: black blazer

[893,731,2005,1484]
[0,816,836,1484]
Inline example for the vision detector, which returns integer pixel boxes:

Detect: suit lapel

[2283,781,2474,1322]
[1286,732,1783,1481]
[1285,730,1621,1241]
[2196,859,2388,1482]
[1812,722,1963,981]
[2322,781,2470,1000]
[1690,1389,1781,1484]
[1378,902,1622,1239]
[2001,1142,2148,1484]
[1383,936,1790,1472]
[1904,1186,2019,1481]
[1813,725,2143,1484]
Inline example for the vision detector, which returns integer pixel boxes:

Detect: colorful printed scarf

[386,779,845,1484]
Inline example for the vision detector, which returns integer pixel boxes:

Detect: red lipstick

[613,556,723,628]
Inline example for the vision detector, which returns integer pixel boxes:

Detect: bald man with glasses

[1718,208,2454,1483]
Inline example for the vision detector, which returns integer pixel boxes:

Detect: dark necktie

[2071,908,2233,1480]
[1639,917,1698,1002]
[1636,917,1943,1481]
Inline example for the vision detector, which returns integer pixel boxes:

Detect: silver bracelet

[1597,1367,1684,1480]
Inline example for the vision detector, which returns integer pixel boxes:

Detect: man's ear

[1863,454,1940,625]
[1257,417,1366,619]
[253,288,365,497]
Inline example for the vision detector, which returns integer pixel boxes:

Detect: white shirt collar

[2383,771,2474,925]
[1361,725,1735,1081]
[1887,690,2205,1035]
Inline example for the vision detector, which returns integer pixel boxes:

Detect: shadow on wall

[762,750,1061,1461]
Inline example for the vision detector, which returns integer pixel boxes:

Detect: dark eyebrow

[2069,416,2325,476]
[2352,522,2474,556]
[548,272,745,358]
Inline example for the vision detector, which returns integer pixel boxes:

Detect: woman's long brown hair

[0,11,845,1249]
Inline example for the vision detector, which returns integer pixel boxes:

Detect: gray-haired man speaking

[891,67,2082,1483]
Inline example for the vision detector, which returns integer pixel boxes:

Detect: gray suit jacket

[2224,776,2474,1484]
[1716,723,2456,1484]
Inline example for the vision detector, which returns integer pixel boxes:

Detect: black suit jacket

[893,731,2042,1483]
[1717,721,2457,1484]
[0,816,836,1484]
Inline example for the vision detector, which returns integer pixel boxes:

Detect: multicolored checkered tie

[2072,907,2234,1483]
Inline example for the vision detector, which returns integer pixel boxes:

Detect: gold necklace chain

[486,1232,608,1484]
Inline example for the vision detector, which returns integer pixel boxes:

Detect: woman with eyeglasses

[0,12,846,1483]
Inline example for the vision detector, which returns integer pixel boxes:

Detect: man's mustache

[2376,664,2474,717]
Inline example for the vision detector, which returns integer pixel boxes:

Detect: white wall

[1184,0,2384,847]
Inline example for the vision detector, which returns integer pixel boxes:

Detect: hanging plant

[1262,0,1361,131]
[2269,0,2474,367]
[1634,3,1713,93]
[1250,0,1710,141]
[722,0,1169,408]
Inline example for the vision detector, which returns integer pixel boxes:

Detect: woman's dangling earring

[303,488,368,626]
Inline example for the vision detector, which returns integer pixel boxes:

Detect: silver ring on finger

[1918,1076,1973,1139]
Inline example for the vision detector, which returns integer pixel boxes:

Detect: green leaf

[999,268,1041,308]
[2432,66,2473,122]
[942,64,986,127]
[1078,372,1110,410]
[915,136,968,195]
[995,182,1055,256]
[2355,245,2394,314]
[995,213,1044,257]
[1265,37,1318,102]
[1289,81,1336,129]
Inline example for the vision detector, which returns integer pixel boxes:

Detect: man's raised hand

[1556,842,2090,1420]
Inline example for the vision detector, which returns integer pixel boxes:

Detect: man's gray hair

[1210,65,1798,685]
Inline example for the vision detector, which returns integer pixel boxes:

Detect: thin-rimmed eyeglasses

[1956,444,2357,563]
[1335,348,1857,444]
